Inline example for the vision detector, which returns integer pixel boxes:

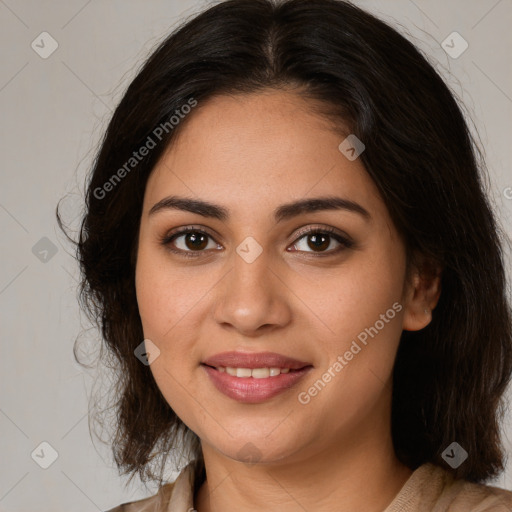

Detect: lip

[202,365,313,403]
[202,351,311,370]
[201,351,313,404]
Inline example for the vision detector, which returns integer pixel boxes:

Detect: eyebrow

[148,195,371,222]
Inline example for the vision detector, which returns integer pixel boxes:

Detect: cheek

[135,245,207,339]
[135,251,203,425]
[135,245,209,389]
[135,256,168,338]
[295,242,407,419]
[296,241,406,345]
[331,248,406,392]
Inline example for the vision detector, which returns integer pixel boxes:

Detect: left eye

[291,230,349,253]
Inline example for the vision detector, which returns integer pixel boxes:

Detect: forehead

[143,91,385,221]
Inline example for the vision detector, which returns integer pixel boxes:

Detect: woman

[59,0,512,510]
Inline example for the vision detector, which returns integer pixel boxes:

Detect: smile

[211,366,295,378]
[201,363,313,403]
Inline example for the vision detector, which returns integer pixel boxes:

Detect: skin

[135,90,441,512]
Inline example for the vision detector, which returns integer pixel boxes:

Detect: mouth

[201,350,312,372]
[201,364,310,378]
[200,353,314,403]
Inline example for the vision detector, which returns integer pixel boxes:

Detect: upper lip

[202,351,312,370]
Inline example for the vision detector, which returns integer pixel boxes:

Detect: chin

[207,434,304,466]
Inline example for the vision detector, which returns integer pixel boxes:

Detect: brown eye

[161,226,353,259]
[181,232,209,251]
[306,233,331,252]
[290,228,354,255]
[161,228,221,257]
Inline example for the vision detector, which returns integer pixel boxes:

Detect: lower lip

[201,364,313,404]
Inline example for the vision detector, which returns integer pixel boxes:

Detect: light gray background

[1,0,511,510]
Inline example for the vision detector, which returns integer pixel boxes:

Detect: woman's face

[135,90,423,465]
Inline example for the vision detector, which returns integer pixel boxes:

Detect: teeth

[222,367,293,378]
[236,368,252,378]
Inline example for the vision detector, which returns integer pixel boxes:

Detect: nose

[212,245,292,336]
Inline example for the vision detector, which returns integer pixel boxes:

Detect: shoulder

[386,463,512,512]
[103,458,203,512]
[103,482,176,512]
[449,478,512,511]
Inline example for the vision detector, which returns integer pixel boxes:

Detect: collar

[167,457,205,511]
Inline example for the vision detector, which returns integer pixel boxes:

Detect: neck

[194,427,412,512]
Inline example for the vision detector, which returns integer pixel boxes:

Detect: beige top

[105,458,512,511]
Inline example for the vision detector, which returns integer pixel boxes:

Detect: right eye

[160,227,223,258]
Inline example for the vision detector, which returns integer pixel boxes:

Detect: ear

[402,255,442,332]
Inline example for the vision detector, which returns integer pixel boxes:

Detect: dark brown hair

[57,0,512,488]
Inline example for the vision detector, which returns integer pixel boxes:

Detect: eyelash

[159,225,354,259]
